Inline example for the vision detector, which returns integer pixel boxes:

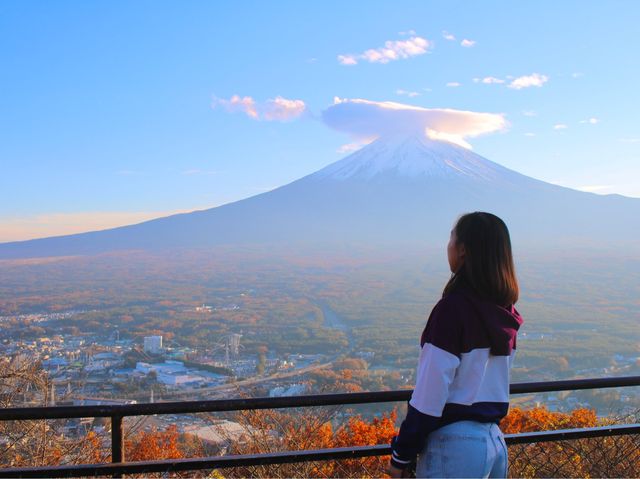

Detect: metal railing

[0,376,639,477]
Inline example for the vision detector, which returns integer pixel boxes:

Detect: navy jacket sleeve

[390,297,464,469]
[390,405,440,468]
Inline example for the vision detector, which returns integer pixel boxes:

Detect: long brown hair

[443,212,519,305]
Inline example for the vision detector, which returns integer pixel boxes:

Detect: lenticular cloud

[322,98,507,149]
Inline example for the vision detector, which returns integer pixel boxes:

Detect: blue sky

[1,1,639,241]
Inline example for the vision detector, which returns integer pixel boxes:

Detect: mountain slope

[1,135,639,258]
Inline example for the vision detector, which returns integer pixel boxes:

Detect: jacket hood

[464,292,524,355]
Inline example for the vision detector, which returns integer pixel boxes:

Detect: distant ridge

[1,135,639,258]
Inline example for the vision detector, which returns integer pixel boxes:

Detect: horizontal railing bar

[0,375,638,421]
[2,424,639,478]
[0,390,408,420]
[0,446,390,478]
[505,423,640,444]
[511,376,640,394]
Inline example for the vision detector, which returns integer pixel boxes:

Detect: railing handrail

[2,424,640,478]
[1,375,639,478]
[1,375,639,421]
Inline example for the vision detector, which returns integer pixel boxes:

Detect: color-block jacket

[390,288,523,469]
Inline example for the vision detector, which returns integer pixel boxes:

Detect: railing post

[112,415,124,478]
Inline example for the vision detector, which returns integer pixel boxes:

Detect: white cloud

[554,124,568,130]
[396,89,420,97]
[579,117,599,124]
[262,96,306,121]
[399,29,416,36]
[212,94,258,118]
[322,97,507,149]
[508,73,549,90]
[0,209,200,243]
[212,95,306,121]
[577,185,614,193]
[619,138,640,143]
[461,39,476,47]
[572,72,584,78]
[473,76,505,84]
[337,54,358,65]
[338,36,431,65]
[443,31,456,41]
[524,132,536,137]
[446,82,461,87]
[522,110,537,117]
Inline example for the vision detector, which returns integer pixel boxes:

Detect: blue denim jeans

[416,420,508,478]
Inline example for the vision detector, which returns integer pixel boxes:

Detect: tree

[220,407,397,478]
[125,425,184,461]
[501,406,640,478]
[0,355,104,468]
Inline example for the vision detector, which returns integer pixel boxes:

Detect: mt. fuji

[312,134,525,183]
[1,135,639,258]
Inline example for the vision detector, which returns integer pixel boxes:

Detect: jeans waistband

[436,420,503,435]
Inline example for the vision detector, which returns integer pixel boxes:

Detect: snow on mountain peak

[312,134,513,182]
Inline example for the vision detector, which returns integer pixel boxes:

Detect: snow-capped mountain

[1,135,638,258]
[311,134,523,183]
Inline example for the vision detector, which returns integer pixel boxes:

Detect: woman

[389,212,523,478]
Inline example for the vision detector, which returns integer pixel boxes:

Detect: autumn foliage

[500,405,598,433]
[2,371,638,479]
[217,405,639,478]
[222,408,397,478]
[0,357,107,469]
[125,425,184,461]
[118,405,639,478]
[500,406,640,478]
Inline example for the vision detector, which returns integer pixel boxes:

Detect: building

[134,361,223,387]
[269,383,308,397]
[143,335,163,354]
[229,334,242,356]
[184,420,251,447]
[156,371,202,386]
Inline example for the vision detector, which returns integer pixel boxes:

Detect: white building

[136,360,186,375]
[157,371,202,386]
[229,334,242,356]
[143,335,163,354]
[184,420,251,446]
[269,383,308,397]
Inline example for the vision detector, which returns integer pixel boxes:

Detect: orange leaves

[334,410,397,448]
[226,408,397,477]
[322,411,397,477]
[82,431,105,464]
[502,406,639,478]
[500,406,598,434]
[125,425,185,461]
[234,407,397,452]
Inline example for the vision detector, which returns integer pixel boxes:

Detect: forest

[1,245,639,413]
